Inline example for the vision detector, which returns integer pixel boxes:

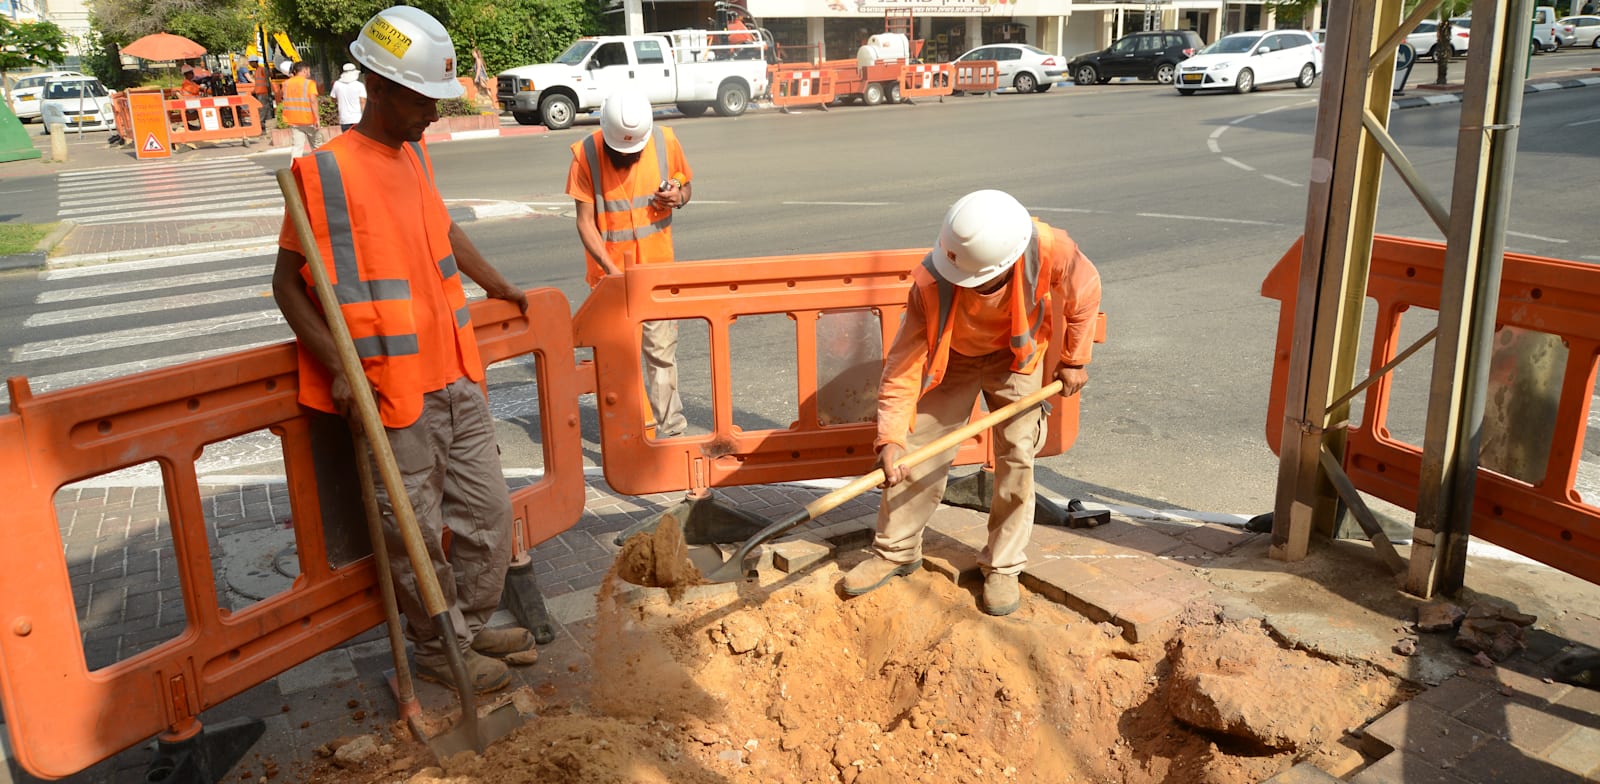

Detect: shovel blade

[426,702,523,759]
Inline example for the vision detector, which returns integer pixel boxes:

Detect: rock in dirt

[1453,603,1536,661]
[720,613,767,655]
[1394,639,1418,657]
[332,735,380,768]
[1416,600,1465,632]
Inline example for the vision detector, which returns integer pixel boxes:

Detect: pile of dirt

[308,559,1404,784]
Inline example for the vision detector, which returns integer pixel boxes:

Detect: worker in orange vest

[280,61,322,158]
[566,87,693,438]
[249,56,274,138]
[271,6,535,694]
[841,190,1102,616]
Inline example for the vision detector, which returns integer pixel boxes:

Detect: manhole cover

[219,527,299,606]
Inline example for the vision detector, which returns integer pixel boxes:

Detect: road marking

[1583,255,1600,262]
[1263,174,1302,187]
[1137,212,1283,226]
[45,243,278,279]
[40,263,272,303]
[1222,156,1256,171]
[1504,230,1569,244]
[1229,114,1258,125]
[59,169,270,198]
[1207,138,1222,153]
[1567,117,1600,127]
[59,188,282,218]
[10,340,282,397]
[59,179,277,208]
[1209,127,1229,139]
[781,201,894,207]
[26,284,271,327]
[74,203,283,225]
[58,157,260,180]
[13,310,286,361]
[1030,207,1100,213]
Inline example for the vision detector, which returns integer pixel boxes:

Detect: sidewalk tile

[1454,737,1588,784]
[1413,676,1492,716]
[1360,701,1491,762]
[1544,726,1600,777]
[1349,751,1472,784]
[1454,698,1579,755]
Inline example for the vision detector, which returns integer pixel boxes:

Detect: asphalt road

[2,58,1597,517]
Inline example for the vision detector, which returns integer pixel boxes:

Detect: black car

[1068,30,1206,86]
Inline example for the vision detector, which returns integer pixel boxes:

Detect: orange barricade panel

[771,65,836,109]
[953,61,1000,92]
[0,291,582,779]
[165,95,263,146]
[900,63,953,99]
[571,251,1105,497]
[1262,235,1600,583]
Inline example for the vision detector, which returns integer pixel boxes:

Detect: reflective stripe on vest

[582,128,672,243]
[919,227,1048,391]
[311,150,419,357]
[282,77,316,125]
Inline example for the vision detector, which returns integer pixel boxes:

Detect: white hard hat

[278,60,294,76]
[349,5,464,100]
[930,190,1033,288]
[599,88,653,154]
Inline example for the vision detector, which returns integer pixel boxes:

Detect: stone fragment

[1416,600,1465,632]
[1454,604,1532,661]
[721,613,765,655]
[332,735,380,768]
[1394,639,1417,656]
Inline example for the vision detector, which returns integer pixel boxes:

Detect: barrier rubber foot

[943,469,1109,528]
[610,491,771,547]
[501,559,557,645]
[143,717,265,784]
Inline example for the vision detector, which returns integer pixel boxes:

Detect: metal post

[1407,0,1531,598]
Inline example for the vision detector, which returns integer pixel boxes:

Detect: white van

[1533,6,1561,52]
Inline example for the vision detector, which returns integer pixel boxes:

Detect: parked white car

[1175,30,1322,95]
[8,70,84,121]
[1559,16,1600,48]
[953,43,1066,94]
[38,76,115,131]
[1405,20,1471,59]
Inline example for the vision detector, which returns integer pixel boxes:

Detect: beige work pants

[873,351,1047,576]
[367,377,514,656]
[642,319,687,438]
[289,124,323,158]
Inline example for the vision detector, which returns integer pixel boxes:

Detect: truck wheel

[539,93,575,130]
[715,82,749,116]
[511,111,540,126]
[887,81,902,104]
[863,82,885,106]
[677,102,710,117]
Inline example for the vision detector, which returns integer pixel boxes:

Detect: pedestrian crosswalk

[54,156,283,225]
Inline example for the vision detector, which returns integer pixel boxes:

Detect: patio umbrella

[121,33,207,61]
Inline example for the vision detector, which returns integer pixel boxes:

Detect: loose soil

[306,557,1405,784]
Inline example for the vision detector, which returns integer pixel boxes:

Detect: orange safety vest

[251,66,271,96]
[914,220,1059,392]
[290,140,483,428]
[577,127,677,283]
[281,75,317,126]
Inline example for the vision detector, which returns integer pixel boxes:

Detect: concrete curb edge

[1392,73,1600,110]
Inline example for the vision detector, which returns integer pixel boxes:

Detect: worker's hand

[651,182,682,210]
[490,285,529,313]
[331,374,357,422]
[876,443,909,488]
[1055,365,1089,398]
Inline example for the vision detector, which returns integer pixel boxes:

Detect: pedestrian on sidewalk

[840,189,1102,617]
[330,62,367,132]
[272,5,536,695]
[566,87,693,438]
[249,56,274,138]
[281,61,323,158]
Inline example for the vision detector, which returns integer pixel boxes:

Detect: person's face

[370,77,439,142]
[604,145,641,169]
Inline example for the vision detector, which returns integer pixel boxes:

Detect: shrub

[435,97,479,117]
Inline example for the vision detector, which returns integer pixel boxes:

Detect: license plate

[19,95,35,101]
[1181,74,1202,84]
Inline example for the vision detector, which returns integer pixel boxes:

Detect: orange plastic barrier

[1263,235,1600,583]
[0,290,583,779]
[952,60,1000,92]
[571,251,1106,496]
[771,66,837,109]
[165,94,264,146]
[899,63,954,99]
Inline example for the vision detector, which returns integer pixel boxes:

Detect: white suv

[1405,20,1470,59]
[1176,31,1322,95]
[9,70,84,122]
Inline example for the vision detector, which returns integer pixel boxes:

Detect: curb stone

[0,219,77,272]
[1392,74,1600,110]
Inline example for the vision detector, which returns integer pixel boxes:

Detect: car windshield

[554,40,597,65]
[1201,34,1263,55]
[46,80,107,99]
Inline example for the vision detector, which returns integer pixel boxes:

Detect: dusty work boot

[982,572,1021,617]
[472,626,539,665]
[840,555,923,597]
[414,648,511,694]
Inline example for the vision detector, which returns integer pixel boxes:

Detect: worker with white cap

[328,62,367,131]
[271,5,535,694]
[841,190,1102,616]
[566,87,694,438]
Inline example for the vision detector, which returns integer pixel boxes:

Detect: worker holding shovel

[841,190,1102,616]
[271,6,537,694]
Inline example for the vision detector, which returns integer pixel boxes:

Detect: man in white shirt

[329,62,368,131]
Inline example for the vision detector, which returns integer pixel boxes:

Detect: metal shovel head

[426,700,523,759]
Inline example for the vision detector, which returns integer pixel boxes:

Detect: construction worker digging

[841,190,1103,616]
[271,5,537,694]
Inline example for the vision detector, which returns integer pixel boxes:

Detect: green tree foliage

[447,0,606,76]
[91,0,256,55]
[0,20,69,101]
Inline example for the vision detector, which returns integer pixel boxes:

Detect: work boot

[414,649,511,694]
[982,572,1021,617]
[840,555,922,597]
[471,626,536,659]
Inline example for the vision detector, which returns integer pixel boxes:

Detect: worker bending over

[567,88,693,438]
[271,6,535,693]
[842,190,1102,616]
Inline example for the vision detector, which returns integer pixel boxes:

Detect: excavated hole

[310,559,1407,784]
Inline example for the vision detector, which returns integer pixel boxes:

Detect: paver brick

[771,539,831,574]
[1097,521,1185,556]
[1360,701,1491,763]
[1454,697,1580,755]
[1413,676,1492,716]
[1453,737,1588,784]
[1260,762,1343,783]
[1020,557,1102,605]
[1543,725,1600,777]
[1348,751,1472,784]
[1113,593,1184,643]
[1464,663,1574,707]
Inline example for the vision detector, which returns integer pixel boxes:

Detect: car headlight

[518,78,533,92]
[1209,63,1232,71]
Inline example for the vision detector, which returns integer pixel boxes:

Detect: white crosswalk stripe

[55,158,283,225]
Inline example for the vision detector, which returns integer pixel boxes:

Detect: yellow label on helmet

[365,16,413,59]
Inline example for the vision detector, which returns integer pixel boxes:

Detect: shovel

[700,379,1066,583]
[277,170,520,755]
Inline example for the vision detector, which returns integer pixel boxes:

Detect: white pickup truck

[497,29,770,130]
